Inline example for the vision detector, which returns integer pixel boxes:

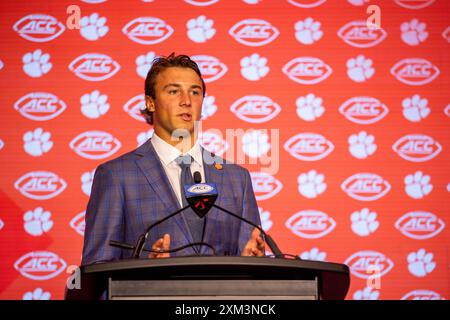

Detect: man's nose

[179,91,192,107]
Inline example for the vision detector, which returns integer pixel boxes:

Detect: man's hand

[241,227,265,257]
[148,233,171,258]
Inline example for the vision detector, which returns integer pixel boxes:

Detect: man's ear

[145,95,155,112]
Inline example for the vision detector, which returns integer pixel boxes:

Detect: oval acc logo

[14,92,67,121]
[69,53,120,81]
[123,94,146,122]
[70,131,122,160]
[70,211,86,236]
[395,211,445,240]
[229,19,279,47]
[15,171,67,200]
[184,0,220,5]
[122,17,173,45]
[13,14,65,42]
[341,173,391,201]
[285,210,336,239]
[401,290,444,300]
[200,131,229,156]
[390,58,439,86]
[230,95,281,123]
[284,133,334,161]
[339,96,388,125]
[394,0,436,9]
[191,55,227,83]
[345,250,394,279]
[250,172,283,201]
[392,134,442,162]
[14,251,67,280]
[287,0,327,8]
[337,21,387,48]
[282,57,332,85]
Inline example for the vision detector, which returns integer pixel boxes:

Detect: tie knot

[175,155,194,169]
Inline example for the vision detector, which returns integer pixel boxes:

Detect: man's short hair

[141,53,206,125]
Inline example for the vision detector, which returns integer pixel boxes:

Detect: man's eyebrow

[162,83,203,91]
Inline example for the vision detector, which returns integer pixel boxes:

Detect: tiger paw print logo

[401,19,428,46]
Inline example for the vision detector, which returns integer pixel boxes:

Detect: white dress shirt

[151,133,205,207]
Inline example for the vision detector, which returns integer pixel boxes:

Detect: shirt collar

[151,132,203,167]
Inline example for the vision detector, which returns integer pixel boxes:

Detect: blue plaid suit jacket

[81,138,261,265]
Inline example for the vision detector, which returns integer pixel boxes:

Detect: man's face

[147,67,204,142]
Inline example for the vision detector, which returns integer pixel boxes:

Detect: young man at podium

[81,53,265,265]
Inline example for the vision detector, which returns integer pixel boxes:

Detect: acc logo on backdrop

[285,210,336,239]
[122,17,173,44]
[395,211,445,240]
[191,55,227,83]
[287,0,327,8]
[184,0,220,5]
[282,57,332,85]
[69,53,120,81]
[14,92,67,121]
[341,173,391,201]
[14,251,67,280]
[284,133,334,161]
[390,58,440,86]
[337,21,387,48]
[401,290,444,300]
[13,14,65,42]
[230,95,281,123]
[123,94,146,122]
[229,19,279,46]
[392,134,442,162]
[339,96,388,124]
[70,211,86,237]
[345,250,394,279]
[394,0,436,9]
[250,172,283,201]
[15,171,67,200]
[70,131,121,160]
[199,131,229,156]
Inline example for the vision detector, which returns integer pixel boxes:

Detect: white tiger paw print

[242,130,270,158]
[296,93,325,121]
[300,248,327,261]
[201,95,218,120]
[402,95,430,122]
[81,169,96,196]
[0,59,4,70]
[347,55,375,82]
[295,17,323,45]
[348,131,377,159]
[137,129,154,147]
[80,13,109,41]
[351,208,379,236]
[298,170,326,199]
[259,207,273,232]
[407,249,436,277]
[23,207,53,236]
[22,49,52,78]
[405,171,433,199]
[187,15,216,43]
[353,287,380,300]
[23,128,53,157]
[0,139,4,151]
[23,288,51,300]
[240,53,269,81]
[401,19,428,46]
[136,51,156,79]
[81,90,110,119]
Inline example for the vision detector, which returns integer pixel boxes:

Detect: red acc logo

[191,55,227,83]
[284,133,334,161]
[69,53,120,81]
[70,211,86,237]
[70,131,122,160]
[339,96,389,125]
[341,173,391,201]
[394,0,436,10]
[287,0,327,8]
[282,57,332,85]
[15,171,67,200]
[14,251,67,280]
[229,19,279,47]
[345,250,394,279]
[250,172,283,201]
[395,211,445,240]
[285,210,336,239]
[14,92,67,121]
[392,134,442,162]
[13,14,65,42]
[390,58,440,86]
[338,21,387,48]
[122,17,173,44]
[230,95,281,123]
[123,94,146,122]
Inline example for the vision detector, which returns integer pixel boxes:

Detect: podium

[65,256,350,300]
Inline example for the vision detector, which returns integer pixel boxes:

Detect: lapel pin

[214,163,223,170]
